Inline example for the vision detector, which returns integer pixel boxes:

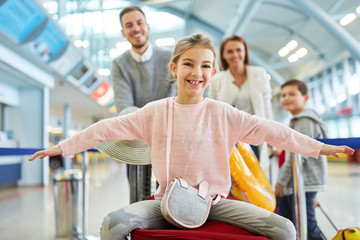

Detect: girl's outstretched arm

[28,145,62,161]
[320,144,354,158]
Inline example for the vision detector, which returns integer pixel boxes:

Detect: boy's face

[280,85,309,116]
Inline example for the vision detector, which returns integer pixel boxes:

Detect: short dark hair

[119,6,146,27]
[219,35,250,70]
[281,79,308,95]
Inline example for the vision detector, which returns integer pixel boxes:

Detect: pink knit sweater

[59,97,323,199]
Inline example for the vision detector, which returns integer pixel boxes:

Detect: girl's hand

[320,144,354,158]
[28,145,63,161]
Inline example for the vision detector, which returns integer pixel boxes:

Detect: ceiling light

[42,1,58,15]
[74,40,89,48]
[278,48,289,57]
[116,41,131,50]
[336,93,347,103]
[286,40,298,51]
[356,6,360,14]
[288,54,299,63]
[82,40,89,48]
[98,68,110,76]
[109,48,121,59]
[74,40,83,48]
[339,13,356,26]
[112,41,131,57]
[295,48,308,58]
[155,37,176,47]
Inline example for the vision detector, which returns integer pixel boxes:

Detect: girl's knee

[99,210,132,240]
[276,217,296,240]
[99,201,163,240]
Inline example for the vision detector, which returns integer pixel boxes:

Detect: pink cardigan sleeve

[59,112,145,156]
[237,115,324,158]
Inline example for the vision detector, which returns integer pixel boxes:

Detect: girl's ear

[170,62,176,77]
[211,68,217,77]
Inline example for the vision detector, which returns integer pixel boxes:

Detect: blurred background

[0,1,360,239]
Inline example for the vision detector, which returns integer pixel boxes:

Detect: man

[113,5,175,112]
[112,6,175,203]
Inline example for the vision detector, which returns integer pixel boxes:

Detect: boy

[275,79,327,240]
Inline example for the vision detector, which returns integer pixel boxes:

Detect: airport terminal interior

[1,0,360,239]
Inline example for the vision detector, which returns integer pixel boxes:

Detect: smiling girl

[28,33,353,240]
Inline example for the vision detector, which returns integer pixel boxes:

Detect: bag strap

[165,98,219,204]
[165,98,174,187]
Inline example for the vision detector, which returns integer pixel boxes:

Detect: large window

[306,57,360,138]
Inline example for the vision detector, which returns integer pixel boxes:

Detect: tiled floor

[0,159,129,240]
[0,159,359,240]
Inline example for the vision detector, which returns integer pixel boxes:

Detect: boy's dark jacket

[278,108,328,195]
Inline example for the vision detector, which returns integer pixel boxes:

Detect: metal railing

[291,153,307,240]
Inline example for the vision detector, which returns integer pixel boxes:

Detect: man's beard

[132,37,148,49]
[132,42,147,49]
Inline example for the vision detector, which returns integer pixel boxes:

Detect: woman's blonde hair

[169,33,218,83]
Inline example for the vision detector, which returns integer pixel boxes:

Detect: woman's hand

[275,183,284,197]
[28,145,63,161]
[320,144,354,158]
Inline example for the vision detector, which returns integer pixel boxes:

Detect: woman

[209,35,272,162]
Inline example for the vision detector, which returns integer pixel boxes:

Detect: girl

[29,33,353,240]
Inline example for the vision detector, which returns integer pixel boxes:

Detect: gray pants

[100,198,296,240]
